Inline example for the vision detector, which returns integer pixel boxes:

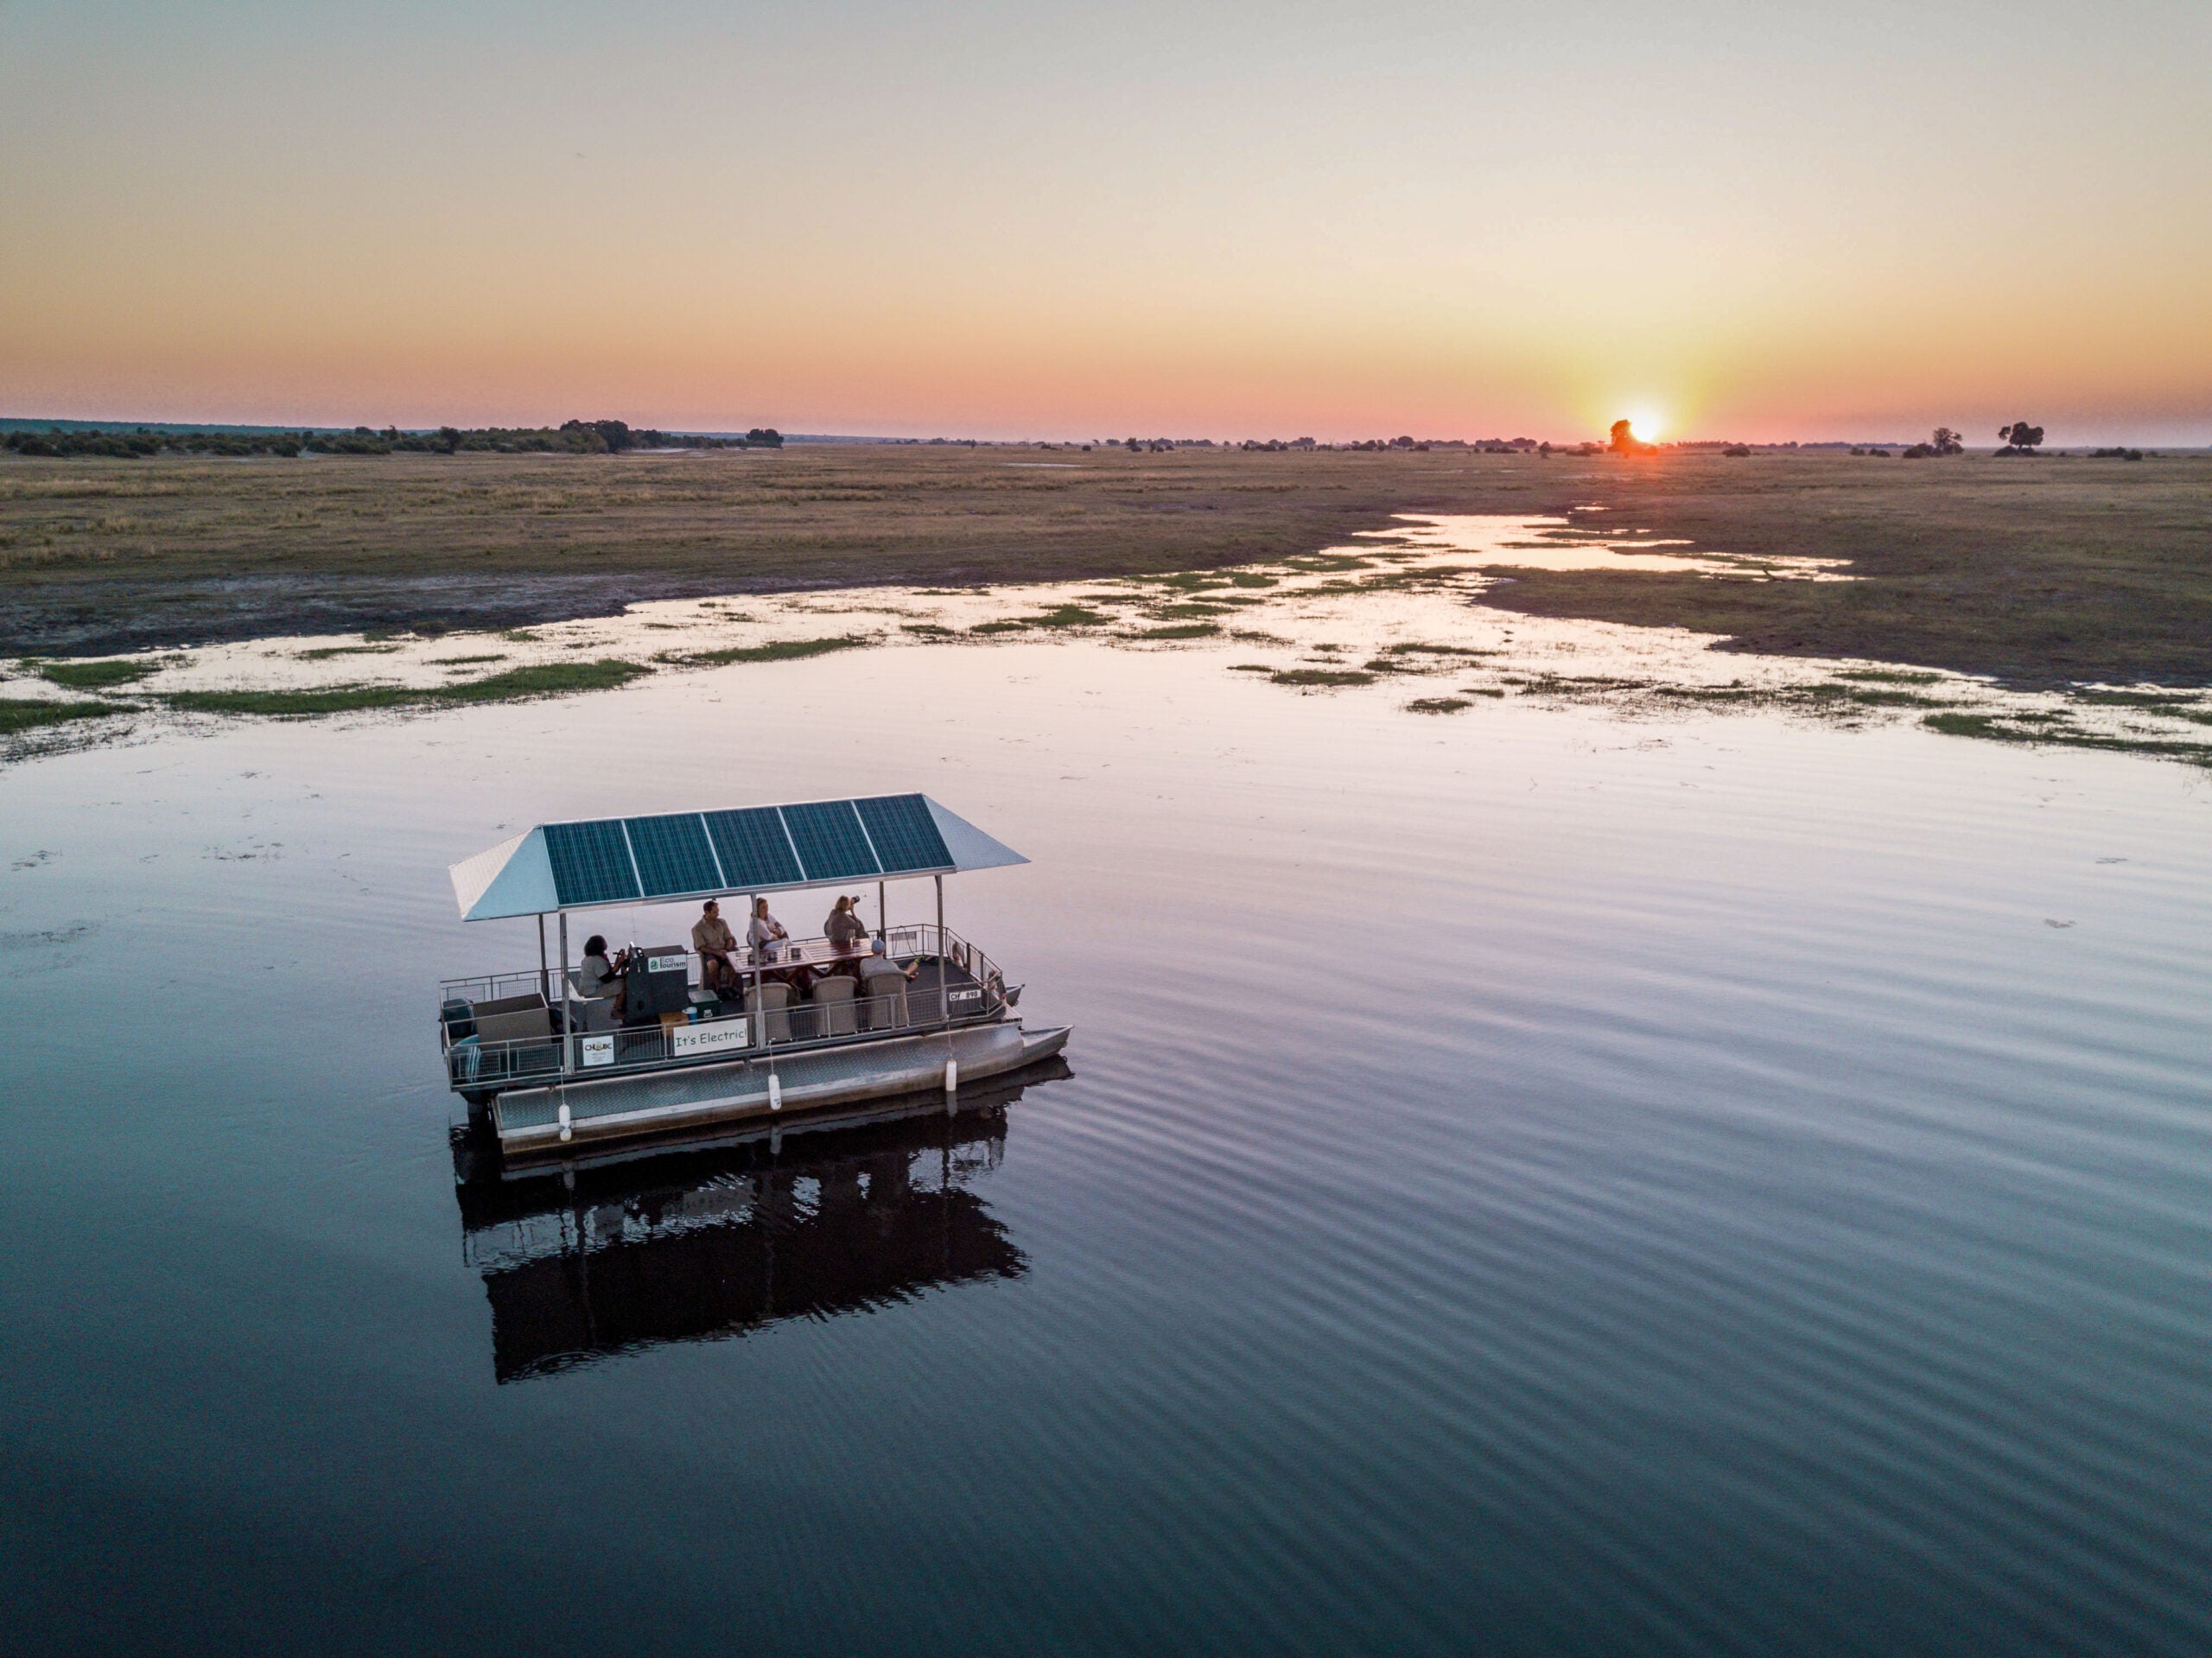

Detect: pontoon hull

[493,1020,1070,1157]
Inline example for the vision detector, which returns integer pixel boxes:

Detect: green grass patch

[969,607,1109,633]
[163,684,423,716]
[1226,573,1278,588]
[0,697,118,734]
[1268,668,1376,689]
[900,623,957,636]
[664,636,868,665]
[1835,668,1943,684]
[1382,642,1497,657]
[1459,687,1509,697]
[164,658,652,718]
[1141,572,1236,591]
[34,657,159,689]
[1154,602,1234,619]
[1923,710,2212,765]
[1405,697,1472,715]
[437,659,648,702]
[1139,623,1221,640]
[430,653,507,666]
[1844,688,1947,708]
[499,628,540,644]
[297,644,402,660]
[1029,605,1111,628]
[1229,663,1274,673]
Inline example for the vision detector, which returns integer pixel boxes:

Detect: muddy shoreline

[5,446,2208,686]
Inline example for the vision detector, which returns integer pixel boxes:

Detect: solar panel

[624,813,722,898]
[855,794,952,873]
[782,799,880,882]
[544,820,639,907]
[703,807,804,891]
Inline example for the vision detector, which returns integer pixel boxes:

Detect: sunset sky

[4,1,2209,443]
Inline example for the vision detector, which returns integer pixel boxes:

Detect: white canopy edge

[448,796,1028,922]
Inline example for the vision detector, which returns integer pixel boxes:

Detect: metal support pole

[557,912,571,1076]
[537,914,550,1003]
[935,874,949,1032]
[877,879,887,943]
[747,892,763,1045]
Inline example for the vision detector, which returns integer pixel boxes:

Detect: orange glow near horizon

[2,5,2209,445]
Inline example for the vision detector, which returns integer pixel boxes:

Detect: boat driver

[691,899,741,996]
[577,934,630,1021]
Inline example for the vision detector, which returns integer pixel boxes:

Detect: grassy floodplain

[2,444,2208,687]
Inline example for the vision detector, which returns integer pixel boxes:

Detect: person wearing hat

[858,935,919,987]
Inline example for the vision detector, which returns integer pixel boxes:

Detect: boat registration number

[671,1020,750,1058]
[949,988,982,1003]
[581,1035,615,1068]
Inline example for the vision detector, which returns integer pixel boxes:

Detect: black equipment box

[624,944,693,1019]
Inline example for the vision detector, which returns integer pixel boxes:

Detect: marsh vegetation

[4,446,2206,690]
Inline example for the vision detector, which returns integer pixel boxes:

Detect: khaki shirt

[692,914,737,956]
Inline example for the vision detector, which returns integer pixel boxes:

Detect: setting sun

[1626,412,1663,443]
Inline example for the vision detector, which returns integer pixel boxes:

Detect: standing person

[691,899,741,996]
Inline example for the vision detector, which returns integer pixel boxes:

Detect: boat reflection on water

[451,1061,1068,1382]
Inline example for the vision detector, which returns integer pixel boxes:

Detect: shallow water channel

[3,630,2209,1655]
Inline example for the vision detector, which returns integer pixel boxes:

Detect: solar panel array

[625,812,721,899]
[543,795,956,910]
[703,806,802,891]
[855,793,952,873]
[543,819,639,907]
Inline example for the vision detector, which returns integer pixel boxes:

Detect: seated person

[859,936,920,988]
[691,899,741,996]
[747,898,790,960]
[824,894,868,958]
[575,934,630,1022]
[748,897,813,994]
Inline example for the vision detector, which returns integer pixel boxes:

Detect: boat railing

[437,924,1010,1091]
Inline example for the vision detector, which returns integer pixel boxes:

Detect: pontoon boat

[440,793,1071,1159]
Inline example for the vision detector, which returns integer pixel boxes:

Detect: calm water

[3,641,2208,1655]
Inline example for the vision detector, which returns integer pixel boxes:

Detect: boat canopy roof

[449,793,1026,922]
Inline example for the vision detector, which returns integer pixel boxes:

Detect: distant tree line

[1,420,783,460]
[1902,428,1967,459]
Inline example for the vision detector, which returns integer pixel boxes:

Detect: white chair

[744,981,793,1044]
[810,975,859,1036]
[563,971,619,1035]
[860,973,908,1031]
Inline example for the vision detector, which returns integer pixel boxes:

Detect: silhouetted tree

[1609,419,1656,455]
[1930,427,1964,455]
[1997,422,2044,453]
